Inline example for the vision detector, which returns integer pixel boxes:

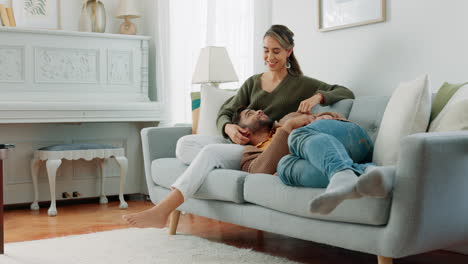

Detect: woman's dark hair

[264,25,303,77]
[231,105,248,126]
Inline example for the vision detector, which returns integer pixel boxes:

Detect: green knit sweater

[216,73,355,136]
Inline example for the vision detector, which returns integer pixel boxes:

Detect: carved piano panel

[0,28,165,123]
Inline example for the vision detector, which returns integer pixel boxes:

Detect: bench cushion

[35,143,124,161]
[244,173,392,226]
[151,158,248,203]
[39,143,119,151]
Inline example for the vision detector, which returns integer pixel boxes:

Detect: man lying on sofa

[231,107,394,214]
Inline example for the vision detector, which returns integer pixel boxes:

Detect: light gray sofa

[141,96,468,264]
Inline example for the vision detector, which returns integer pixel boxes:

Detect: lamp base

[208,82,220,89]
[119,17,137,35]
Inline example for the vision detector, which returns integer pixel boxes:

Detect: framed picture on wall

[12,0,61,29]
[318,0,386,32]
[0,0,10,6]
[0,0,13,27]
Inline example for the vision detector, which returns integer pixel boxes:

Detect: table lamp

[192,46,239,88]
[116,0,141,35]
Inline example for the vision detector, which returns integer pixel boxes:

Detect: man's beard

[247,118,274,133]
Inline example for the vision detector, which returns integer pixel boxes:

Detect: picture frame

[318,0,386,32]
[11,0,61,30]
[0,0,12,27]
[0,0,11,7]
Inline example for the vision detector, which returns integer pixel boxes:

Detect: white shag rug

[1,228,300,264]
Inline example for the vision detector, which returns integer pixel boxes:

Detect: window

[161,0,255,123]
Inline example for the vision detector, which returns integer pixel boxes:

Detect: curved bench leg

[114,156,128,209]
[46,159,62,216]
[30,159,41,210]
[97,159,108,204]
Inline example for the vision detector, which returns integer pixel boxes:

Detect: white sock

[309,169,362,215]
[364,165,377,174]
[357,166,395,198]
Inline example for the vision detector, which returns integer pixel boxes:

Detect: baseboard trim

[4,193,150,211]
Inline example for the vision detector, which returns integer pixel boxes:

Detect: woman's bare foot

[123,188,184,228]
[122,206,169,228]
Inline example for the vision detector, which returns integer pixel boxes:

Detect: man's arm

[241,114,317,174]
[241,128,290,174]
[277,111,346,126]
[316,82,355,106]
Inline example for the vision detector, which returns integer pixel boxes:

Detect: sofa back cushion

[347,96,390,143]
[311,98,354,118]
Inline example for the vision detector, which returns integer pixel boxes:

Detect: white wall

[60,0,147,35]
[272,0,468,96]
[273,0,468,255]
[253,0,273,73]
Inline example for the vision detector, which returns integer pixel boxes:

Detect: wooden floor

[4,199,468,264]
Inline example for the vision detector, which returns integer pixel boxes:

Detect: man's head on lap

[231,106,274,144]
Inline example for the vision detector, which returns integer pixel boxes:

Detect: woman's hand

[225,123,250,145]
[315,114,333,121]
[297,93,324,113]
[282,115,316,133]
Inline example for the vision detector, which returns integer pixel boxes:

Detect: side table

[30,144,128,216]
[0,143,14,255]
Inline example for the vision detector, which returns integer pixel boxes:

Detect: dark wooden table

[0,144,14,255]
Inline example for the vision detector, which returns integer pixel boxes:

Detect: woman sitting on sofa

[123,24,354,228]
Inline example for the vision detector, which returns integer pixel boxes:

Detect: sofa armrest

[383,131,468,257]
[175,123,192,127]
[141,126,191,188]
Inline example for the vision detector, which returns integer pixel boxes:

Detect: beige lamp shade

[192,46,239,84]
[116,0,141,19]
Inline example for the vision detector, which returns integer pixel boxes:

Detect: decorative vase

[78,0,92,32]
[86,0,106,33]
[119,17,137,35]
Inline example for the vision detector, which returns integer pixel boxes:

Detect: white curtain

[153,0,269,124]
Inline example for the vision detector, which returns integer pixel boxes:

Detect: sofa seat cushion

[151,158,248,203]
[244,174,392,226]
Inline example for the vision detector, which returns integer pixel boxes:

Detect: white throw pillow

[373,75,431,166]
[429,84,468,131]
[445,83,468,106]
[197,84,237,136]
[429,99,468,132]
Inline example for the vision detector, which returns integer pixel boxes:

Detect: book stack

[0,4,15,27]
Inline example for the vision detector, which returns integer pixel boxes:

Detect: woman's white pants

[172,135,244,200]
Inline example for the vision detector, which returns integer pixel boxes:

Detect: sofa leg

[168,210,181,235]
[377,256,393,264]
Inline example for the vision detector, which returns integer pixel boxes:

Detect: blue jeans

[277,120,374,188]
